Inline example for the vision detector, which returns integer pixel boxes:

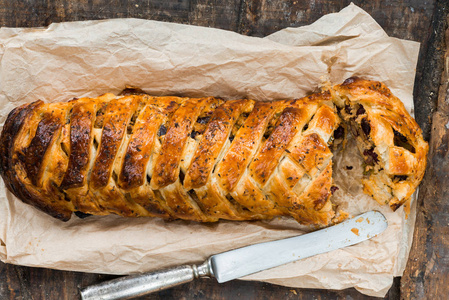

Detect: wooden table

[0,0,447,299]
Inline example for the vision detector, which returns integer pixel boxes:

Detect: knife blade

[80,211,387,300]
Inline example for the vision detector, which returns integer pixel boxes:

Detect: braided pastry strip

[0,78,428,225]
[332,78,428,210]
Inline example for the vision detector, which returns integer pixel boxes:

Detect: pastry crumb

[351,228,359,236]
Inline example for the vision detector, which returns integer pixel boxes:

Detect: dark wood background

[1,0,448,299]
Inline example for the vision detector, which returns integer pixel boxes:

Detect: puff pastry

[0,78,428,225]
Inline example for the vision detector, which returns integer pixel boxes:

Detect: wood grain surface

[0,0,445,299]
[401,1,449,298]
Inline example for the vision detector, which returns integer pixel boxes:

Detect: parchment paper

[0,4,420,297]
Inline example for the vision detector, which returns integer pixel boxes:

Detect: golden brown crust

[60,99,96,190]
[0,101,74,221]
[216,101,284,193]
[185,99,253,190]
[151,97,212,190]
[90,96,138,190]
[0,78,428,224]
[250,107,304,186]
[333,77,429,209]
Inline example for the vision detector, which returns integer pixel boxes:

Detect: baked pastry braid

[0,78,428,225]
[332,78,428,210]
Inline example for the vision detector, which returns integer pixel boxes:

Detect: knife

[80,210,387,300]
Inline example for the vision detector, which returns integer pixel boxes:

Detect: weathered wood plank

[411,0,449,141]
[0,0,242,31]
[0,266,401,300]
[401,1,449,297]
[401,113,449,299]
[238,0,433,43]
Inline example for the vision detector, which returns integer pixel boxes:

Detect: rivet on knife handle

[80,259,214,300]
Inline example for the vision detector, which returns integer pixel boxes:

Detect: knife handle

[80,259,214,300]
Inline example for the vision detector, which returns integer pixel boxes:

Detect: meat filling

[338,103,384,175]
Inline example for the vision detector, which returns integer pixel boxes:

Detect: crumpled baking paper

[0,3,419,297]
